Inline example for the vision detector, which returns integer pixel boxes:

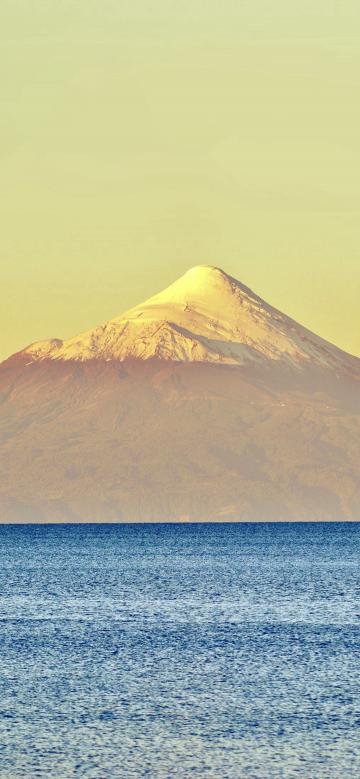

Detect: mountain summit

[16,266,358,372]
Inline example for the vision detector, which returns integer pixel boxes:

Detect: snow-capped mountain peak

[16,266,358,371]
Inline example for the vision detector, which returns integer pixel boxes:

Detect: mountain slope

[1,267,359,523]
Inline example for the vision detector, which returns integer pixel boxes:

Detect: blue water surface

[0,522,359,778]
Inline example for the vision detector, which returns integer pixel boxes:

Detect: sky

[1,0,360,361]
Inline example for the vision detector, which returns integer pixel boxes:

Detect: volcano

[1,266,359,522]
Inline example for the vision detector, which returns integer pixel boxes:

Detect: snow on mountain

[18,266,358,371]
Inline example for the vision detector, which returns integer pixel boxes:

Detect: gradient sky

[1,0,360,361]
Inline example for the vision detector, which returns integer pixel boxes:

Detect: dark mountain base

[0,357,359,522]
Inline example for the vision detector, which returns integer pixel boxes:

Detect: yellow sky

[1,1,360,361]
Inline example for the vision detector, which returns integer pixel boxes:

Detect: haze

[1,1,360,362]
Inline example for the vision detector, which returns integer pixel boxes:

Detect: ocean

[0,522,359,778]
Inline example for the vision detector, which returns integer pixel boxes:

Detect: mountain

[1,266,360,523]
